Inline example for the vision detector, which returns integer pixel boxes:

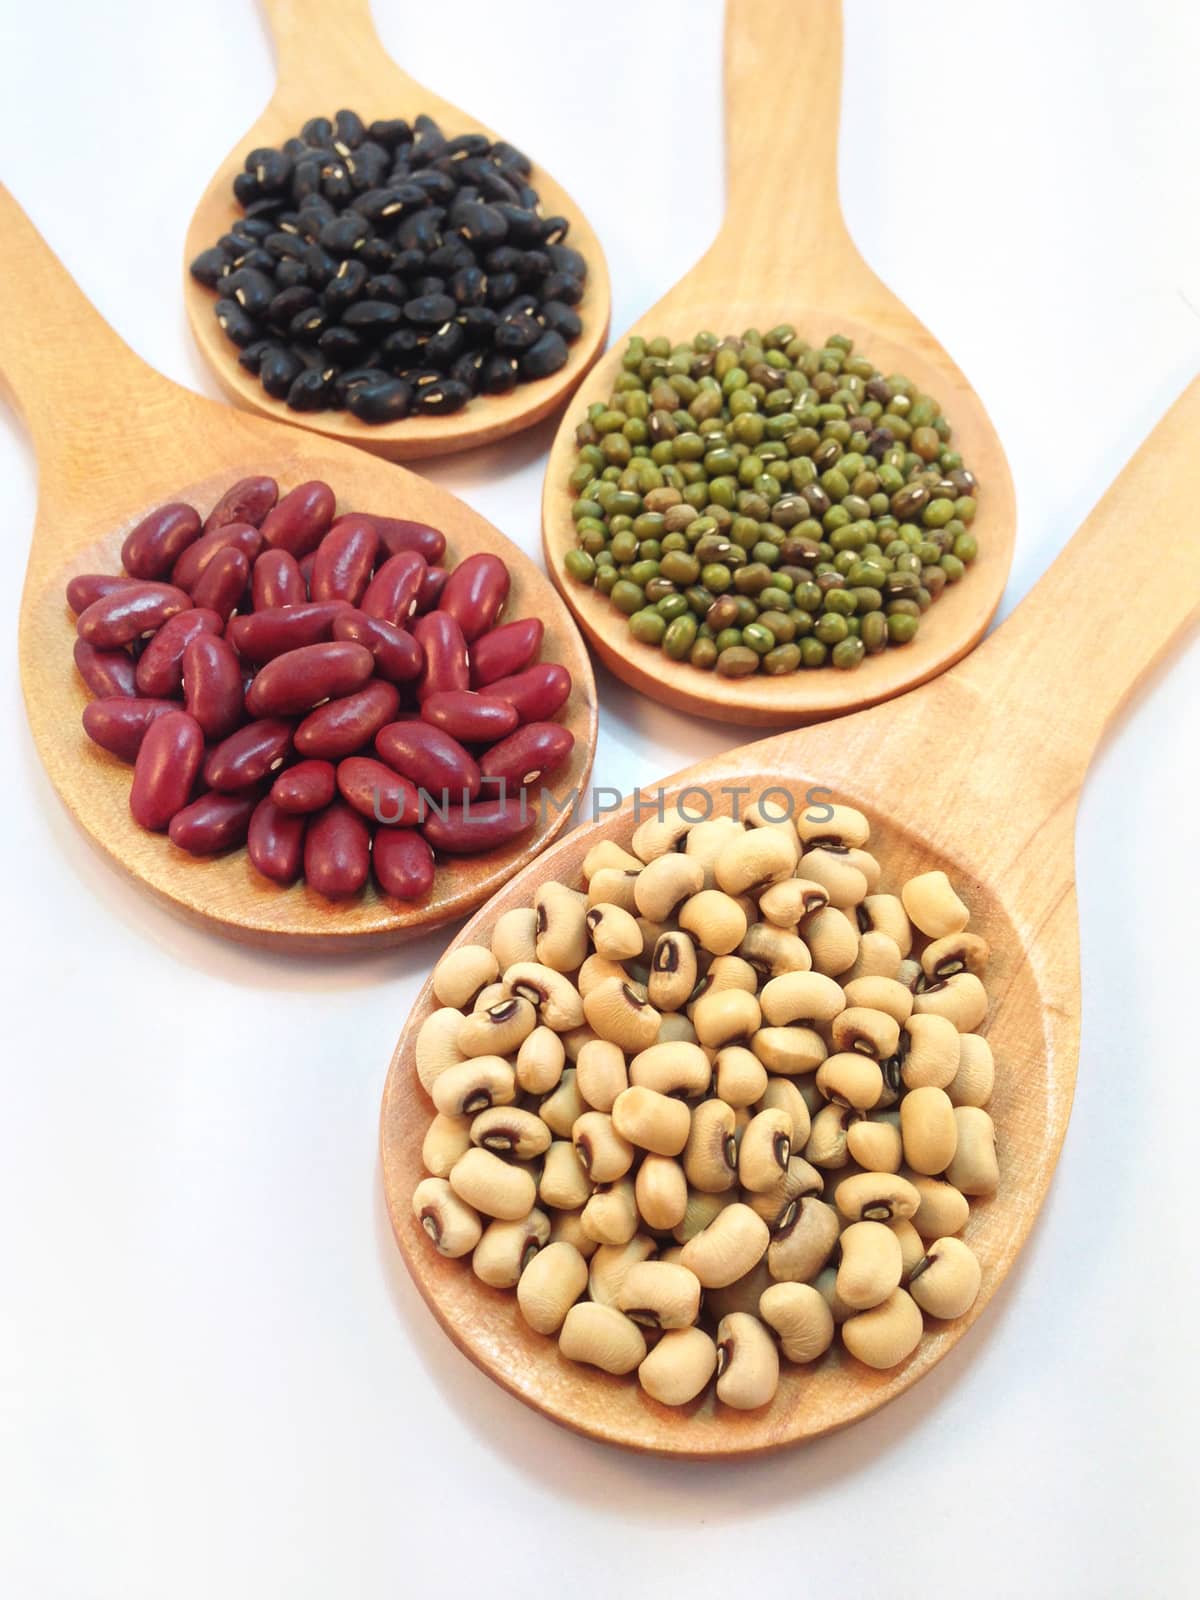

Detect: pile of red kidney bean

[69,475,576,901]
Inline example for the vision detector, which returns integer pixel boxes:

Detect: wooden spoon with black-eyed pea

[183,0,610,460]
[542,0,1017,727]
[384,377,1199,1455]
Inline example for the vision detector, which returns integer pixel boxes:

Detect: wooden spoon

[182,0,610,461]
[384,377,1199,1456]
[543,0,1016,726]
[0,188,596,952]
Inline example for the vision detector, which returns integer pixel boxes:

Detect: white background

[1,1,1198,1595]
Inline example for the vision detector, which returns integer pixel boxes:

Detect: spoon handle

[260,0,401,94]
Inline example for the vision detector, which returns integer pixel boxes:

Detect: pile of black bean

[190,110,588,422]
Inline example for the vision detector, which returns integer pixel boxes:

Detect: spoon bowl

[543,0,1015,725]
[385,377,1200,1453]
[1,188,596,952]
[183,0,610,460]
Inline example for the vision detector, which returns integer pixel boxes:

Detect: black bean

[416,378,470,414]
[542,270,583,305]
[408,169,456,204]
[359,238,396,271]
[298,196,337,235]
[540,299,582,340]
[379,327,424,370]
[456,306,499,344]
[539,215,569,246]
[449,266,486,307]
[266,231,307,261]
[515,183,540,210]
[403,292,455,328]
[425,241,475,275]
[230,247,276,275]
[214,298,260,347]
[232,217,275,242]
[291,154,324,201]
[347,141,390,191]
[547,243,588,281]
[342,299,405,335]
[190,246,229,288]
[303,243,340,287]
[499,293,540,319]
[260,346,305,398]
[485,271,520,307]
[413,275,447,298]
[412,113,447,163]
[494,313,542,354]
[363,273,407,304]
[243,197,286,221]
[274,258,309,289]
[395,210,442,253]
[492,140,532,176]
[320,213,371,255]
[449,351,483,394]
[334,108,366,150]
[484,245,521,273]
[283,137,308,159]
[225,267,275,317]
[423,320,466,367]
[492,204,542,244]
[302,116,334,146]
[480,353,519,393]
[268,285,319,331]
[353,186,413,224]
[238,338,275,375]
[520,329,569,378]
[369,118,412,148]
[346,377,414,422]
[475,168,522,205]
[449,199,508,246]
[233,172,261,207]
[443,133,491,160]
[318,325,366,364]
[517,249,551,281]
[320,161,354,203]
[286,367,335,410]
[392,248,427,278]
[289,306,329,342]
[245,147,292,192]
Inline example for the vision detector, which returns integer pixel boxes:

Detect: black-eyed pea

[535,883,589,972]
[582,839,643,880]
[657,1245,687,1268]
[752,1026,827,1075]
[698,954,758,995]
[612,1085,692,1156]
[738,1108,792,1191]
[587,1234,656,1306]
[634,853,705,922]
[907,1172,971,1239]
[504,961,585,1032]
[432,944,500,1010]
[744,1155,824,1226]
[422,1113,473,1177]
[415,1007,468,1094]
[572,1111,634,1182]
[491,905,538,969]
[449,1147,537,1220]
[900,1085,958,1174]
[686,816,749,888]
[796,802,870,849]
[716,1313,779,1409]
[692,987,761,1050]
[578,954,631,997]
[581,1177,639,1246]
[683,1099,739,1192]
[814,1263,856,1324]
[834,1170,921,1223]
[799,847,869,909]
[585,866,640,913]
[948,1033,995,1108]
[630,814,692,864]
[471,981,508,1013]
[843,975,914,1024]
[471,1106,552,1160]
[715,1045,769,1108]
[412,1177,482,1258]
[472,1209,551,1288]
[845,848,882,894]
[457,995,537,1057]
[431,1055,517,1118]
[836,1219,904,1310]
[758,877,829,927]
[845,1112,902,1174]
[844,931,903,983]
[757,1077,812,1147]
[549,1206,599,1259]
[832,1005,901,1061]
[897,958,922,993]
[944,1107,999,1195]
[767,1195,840,1282]
[678,890,749,956]
[922,931,990,981]
[841,1287,924,1369]
[902,1012,961,1090]
[539,1067,587,1138]
[560,1023,600,1061]
[816,1051,884,1111]
[585,902,644,962]
[901,870,969,939]
[908,1235,982,1319]
[647,930,698,1011]
[517,1239,589,1333]
[738,922,812,982]
[889,1217,926,1281]
[679,1202,770,1287]
[656,1012,699,1046]
[516,1024,566,1095]
[714,826,797,897]
[616,1259,702,1329]
[671,1186,736,1244]
[804,1102,855,1169]
[638,1326,718,1406]
[635,917,668,964]
[583,976,661,1053]
[635,1155,689,1231]
[913,972,989,1032]
[559,1301,647,1374]
[759,1281,835,1362]
[859,892,913,957]
[575,1038,628,1111]
[628,1040,711,1099]
[760,969,846,1028]
[705,1258,773,1321]
[539,1139,594,1210]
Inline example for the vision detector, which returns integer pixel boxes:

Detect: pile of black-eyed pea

[411,799,997,1413]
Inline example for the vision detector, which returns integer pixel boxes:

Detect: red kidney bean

[413,612,469,702]
[252,548,307,610]
[414,566,449,614]
[421,794,537,854]
[271,759,336,814]
[480,722,575,789]
[121,503,202,581]
[82,697,177,762]
[168,792,257,856]
[77,582,192,649]
[304,800,371,897]
[261,480,336,557]
[469,617,543,687]
[373,827,435,901]
[227,601,352,664]
[244,641,374,717]
[309,514,379,604]
[293,678,401,759]
[438,552,510,642]
[375,720,480,802]
[337,755,420,825]
[360,549,426,625]
[130,710,204,831]
[134,608,223,697]
[485,662,572,723]
[298,551,317,592]
[421,689,519,743]
[190,545,249,621]
[67,573,137,615]
[204,474,278,533]
[182,633,244,740]
[247,796,306,884]
[172,522,261,592]
[331,611,423,683]
[204,719,294,791]
[74,638,137,698]
[364,515,446,565]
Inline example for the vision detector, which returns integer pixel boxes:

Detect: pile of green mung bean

[563,329,979,677]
